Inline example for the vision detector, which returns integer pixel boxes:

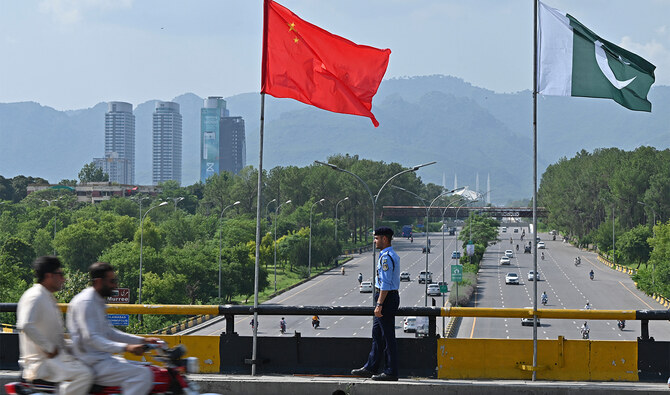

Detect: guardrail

[1,304,667,340]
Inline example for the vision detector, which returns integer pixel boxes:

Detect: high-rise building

[220,116,246,175]
[200,97,246,182]
[152,101,182,185]
[100,102,135,184]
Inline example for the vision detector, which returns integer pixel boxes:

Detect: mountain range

[1,74,668,204]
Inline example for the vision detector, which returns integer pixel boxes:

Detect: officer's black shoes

[351,367,374,377]
[371,373,398,381]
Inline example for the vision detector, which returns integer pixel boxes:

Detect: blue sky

[1,0,669,110]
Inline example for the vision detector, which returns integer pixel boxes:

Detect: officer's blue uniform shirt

[376,246,400,291]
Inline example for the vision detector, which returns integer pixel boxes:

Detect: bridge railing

[1,303,666,340]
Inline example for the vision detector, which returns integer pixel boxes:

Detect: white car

[426,283,441,295]
[527,271,540,281]
[499,256,510,265]
[505,272,519,285]
[403,316,417,332]
[521,307,541,326]
[505,249,514,258]
[537,241,546,249]
[400,272,411,281]
[360,281,373,293]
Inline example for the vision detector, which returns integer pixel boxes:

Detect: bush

[448,272,476,306]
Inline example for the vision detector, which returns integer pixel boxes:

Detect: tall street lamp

[316,160,436,305]
[218,201,241,300]
[172,197,184,212]
[335,197,349,243]
[309,199,326,277]
[274,199,292,292]
[139,201,169,304]
[265,198,277,219]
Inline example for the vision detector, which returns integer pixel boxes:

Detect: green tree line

[0,154,442,330]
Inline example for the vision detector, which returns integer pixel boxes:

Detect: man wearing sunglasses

[67,262,161,395]
[16,256,93,395]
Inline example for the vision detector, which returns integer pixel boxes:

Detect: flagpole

[251,92,265,376]
[532,0,539,382]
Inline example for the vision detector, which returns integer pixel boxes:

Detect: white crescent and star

[594,40,636,90]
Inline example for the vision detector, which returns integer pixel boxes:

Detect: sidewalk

[2,371,668,394]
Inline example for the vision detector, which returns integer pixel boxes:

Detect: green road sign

[439,284,448,293]
[451,264,463,282]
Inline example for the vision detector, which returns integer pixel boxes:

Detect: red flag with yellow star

[261,0,391,127]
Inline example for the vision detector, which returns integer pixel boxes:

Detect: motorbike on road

[312,315,320,329]
[280,318,287,334]
[4,341,217,395]
[581,328,590,339]
[589,270,594,281]
[617,320,626,331]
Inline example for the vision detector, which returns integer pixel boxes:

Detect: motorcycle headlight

[186,357,199,373]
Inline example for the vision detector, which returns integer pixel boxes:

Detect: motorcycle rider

[516,244,519,252]
[67,262,161,395]
[341,266,345,275]
[279,317,287,334]
[312,315,320,329]
[16,256,93,395]
[584,302,591,310]
[617,320,626,330]
[580,321,590,338]
[541,292,548,305]
[589,269,594,280]
[541,252,545,260]
[358,273,363,284]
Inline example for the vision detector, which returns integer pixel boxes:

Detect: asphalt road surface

[458,225,670,341]
[186,231,463,337]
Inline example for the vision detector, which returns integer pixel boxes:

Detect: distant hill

[1,74,668,204]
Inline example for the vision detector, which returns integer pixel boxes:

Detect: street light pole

[265,199,277,220]
[316,160,436,306]
[335,197,349,243]
[309,199,326,278]
[274,200,291,292]
[218,201,241,300]
[139,201,169,304]
[172,197,184,212]
[42,198,62,255]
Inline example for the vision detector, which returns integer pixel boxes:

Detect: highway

[458,225,670,341]
[186,232,462,337]
[186,226,670,341]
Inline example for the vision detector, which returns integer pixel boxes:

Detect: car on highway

[400,272,411,282]
[499,256,511,265]
[451,251,461,259]
[502,227,508,233]
[514,228,519,233]
[537,241,546,249]
[419,271,433,284]
[524,245,532,253]
[505,249,514,258]
[403,316,417,332]
[505,273,519,285]
[521,307,541,326]
[427,283,441,296]
[360,281,373,293]
[422,246,431,253]
[527,271,540,281]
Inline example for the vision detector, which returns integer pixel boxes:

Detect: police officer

[351,227,400,381]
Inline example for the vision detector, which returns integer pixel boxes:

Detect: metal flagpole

[251,92,265,376]
[532,0,539,381]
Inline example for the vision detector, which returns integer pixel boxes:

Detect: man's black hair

[33,256,62,283]
[89,262,114,280]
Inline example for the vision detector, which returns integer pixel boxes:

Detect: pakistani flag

[538,2,656,112]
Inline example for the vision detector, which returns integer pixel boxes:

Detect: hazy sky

[1,0,669,110]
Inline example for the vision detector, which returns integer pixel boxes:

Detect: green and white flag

[538,2,656,112]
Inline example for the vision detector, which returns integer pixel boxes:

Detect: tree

[616,225,652,268]
[78,162,109,183]
[53,219,106,272]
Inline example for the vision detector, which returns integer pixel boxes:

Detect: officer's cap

[374,227,394,237]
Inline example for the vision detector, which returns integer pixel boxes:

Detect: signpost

[451,264,463,305]
[107,288,129,327]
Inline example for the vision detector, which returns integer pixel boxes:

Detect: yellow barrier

[55,304,220,315]
[437,338,637,381]
[123,335,220,373]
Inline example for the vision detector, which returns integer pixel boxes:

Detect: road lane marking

[618,281,654,309]
[470,317,476,338]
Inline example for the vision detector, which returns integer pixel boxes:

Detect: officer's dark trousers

[364,291,400,376]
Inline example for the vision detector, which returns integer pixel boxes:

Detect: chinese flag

[261,0,391,127]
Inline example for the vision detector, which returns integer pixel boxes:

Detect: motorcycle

[617,320,626,331]
[589,272,594,281]
[279,320,287,334]
[341,267,345,275]
[541,253,545,260]
[574,258,580,266]
[312,318,320,329]
[581,328,590,339]
[4,342,215,395]
[541,296,548,305]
